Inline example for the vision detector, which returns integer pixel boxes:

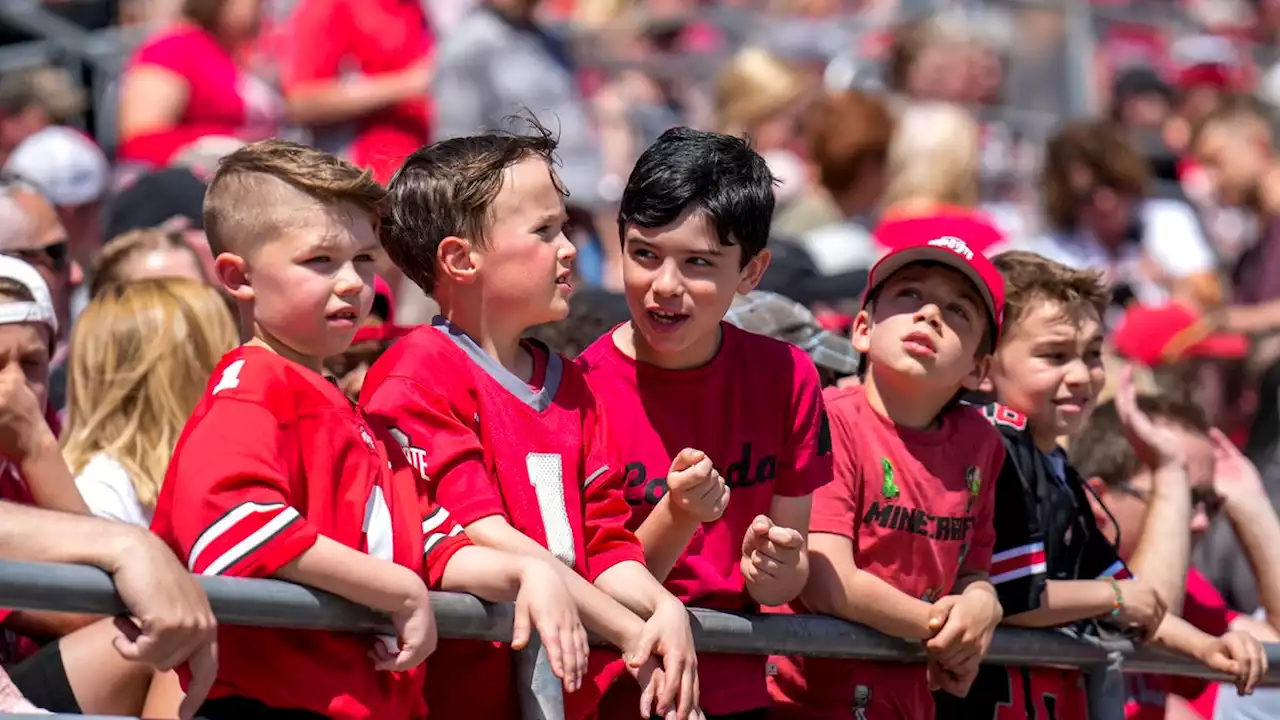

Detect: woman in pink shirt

[116,0,280,168]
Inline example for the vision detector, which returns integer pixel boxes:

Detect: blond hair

[93,228,207,297]
[882,102,980,209]
[204,139,386,257]
[62,278,237,510]
[715,48,809,136]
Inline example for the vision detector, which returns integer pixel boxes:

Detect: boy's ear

[736,249,772,295]
[437,236,478,285]
[214,252,253,302]
[960,354,992,392]
[850,309,873,356]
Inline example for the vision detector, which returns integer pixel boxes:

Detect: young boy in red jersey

[152,140,586,720]
[574,128,832,720]
[935,251,1259,720]
[363,122,700,720]
[768,225,1009,720]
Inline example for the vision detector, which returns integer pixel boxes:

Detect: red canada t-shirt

[574,322,833,715]
[1125,566,1242,720]
[767,385,1004,719]
[359,319,645,719]
[151,346,467,719]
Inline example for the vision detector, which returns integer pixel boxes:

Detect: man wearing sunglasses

[0,177,84,412]
[1073,395,1280,720]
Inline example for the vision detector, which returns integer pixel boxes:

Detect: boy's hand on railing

[623,597,699,720]
[927,657,980,697]
[925,585,1001,693]
[370,580,436,672]
[666,449,730,524]
[1197,629,1268,696]
[1114,580,1167,641]
[511,560,589,692]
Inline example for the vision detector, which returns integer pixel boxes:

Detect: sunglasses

[9,241,69,273]
[1114,482,1224,518]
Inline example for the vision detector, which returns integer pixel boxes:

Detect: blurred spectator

[881,102,981,216]
[724,289,858,387]
[92,229,210,297]
[278,0,434,184]
[0,66,87,169]
[116,0,280,169]
[3,127,111,278]
[103,168,215,285]
[63,279,236,527]
[785,89,893,273]
[1034,119,1220,316]
[1111,66,1177,135]
[714,47,814,203]
[0,179,83,344]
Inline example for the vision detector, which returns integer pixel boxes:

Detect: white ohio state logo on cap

[928,236,973,260]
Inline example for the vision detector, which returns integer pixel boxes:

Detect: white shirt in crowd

[73,453,152,528]
[1028,198,1216,307]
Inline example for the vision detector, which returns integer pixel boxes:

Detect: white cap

[3,126,108,207]
[0,255,57,336]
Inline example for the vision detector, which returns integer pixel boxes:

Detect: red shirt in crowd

[281,0,433,183]
[574,322,833,716]
[120,24,280,166]
[767,385,1004,720]
[151,346,464,719]
[359,318,645,719]
[1126,567,1243,720]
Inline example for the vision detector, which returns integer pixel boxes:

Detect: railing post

[515,633,566,720]
[1085,650,1128,720]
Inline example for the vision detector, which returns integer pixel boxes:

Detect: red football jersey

[767,385,1004,719]
[575,322,832,715]
[151,345,468,720]
[360,319,645,720]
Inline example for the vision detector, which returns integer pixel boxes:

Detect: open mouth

[647,308,689,328]
[902,331,937,356]
[327,307,359,323]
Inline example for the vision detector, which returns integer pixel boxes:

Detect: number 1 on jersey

[526,452,576,568]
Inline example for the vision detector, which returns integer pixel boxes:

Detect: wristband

[1106,577,1123,618]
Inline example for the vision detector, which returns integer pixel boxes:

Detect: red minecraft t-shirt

[151,346,467,719]
[360,318,645,719]
[768,385,1004,720]
[575,322,833,715]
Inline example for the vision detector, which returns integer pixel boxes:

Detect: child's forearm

[20,433,89,515]
[1149,615,1211,658]
[633,497,700,582]
[803,566,935,640]
[1003,580,1116,628]
[465,517,644,648]
[439,545,536,603]
[594,560,682,618]
[276,535,424,614]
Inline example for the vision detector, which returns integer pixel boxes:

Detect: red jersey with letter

[151,345,468,719]
[767,385,1003,720]
[575,322,833,715]
[360,318,645,720]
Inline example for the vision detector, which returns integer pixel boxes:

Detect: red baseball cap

[354,276,413,344]
[864,233,1006,341]
[1111,303,1248,367]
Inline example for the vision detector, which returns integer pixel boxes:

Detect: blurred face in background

[1195,118,1273,208]
[1071,165,1137,245]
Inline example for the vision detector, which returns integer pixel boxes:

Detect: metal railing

[0,559,1277,719]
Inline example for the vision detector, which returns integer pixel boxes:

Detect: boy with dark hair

[936,250,1257,720]
[363,123,700,720]
[1072,396,1270,719]
[575,128,832,720]
[768,226,1008,719]
[153,140,582,720]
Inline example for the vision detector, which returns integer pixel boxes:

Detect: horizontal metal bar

[0,560,1275,682]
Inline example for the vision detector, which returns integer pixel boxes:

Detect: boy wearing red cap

[767,233,1007,719]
